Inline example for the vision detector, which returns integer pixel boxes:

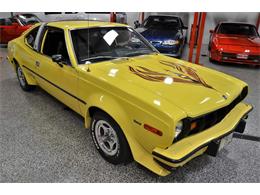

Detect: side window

[0,18,12,26]
[25,26,39,48]
[42,28,70,64]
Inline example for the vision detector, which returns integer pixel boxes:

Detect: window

[71,27,155,64]
[25,26,39,48]
[143,16,181,30]
[17,14,41,25]
[218,23,258,36]
[0,18,12,26]
[42,28,70,64]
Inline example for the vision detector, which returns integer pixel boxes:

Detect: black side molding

[22,65,86,105]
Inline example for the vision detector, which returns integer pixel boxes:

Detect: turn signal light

[144,124,163,136]
[190,122,197,130]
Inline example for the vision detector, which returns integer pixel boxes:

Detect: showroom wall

[1,12,259,44]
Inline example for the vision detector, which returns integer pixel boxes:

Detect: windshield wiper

[125,51,154,57]
[83,56,117,61]
[83,56,129,64]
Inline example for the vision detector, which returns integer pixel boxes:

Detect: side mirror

[209,29,214,33]
[182,26,188,30]
[52,54,64,67]
[134,20,140,29]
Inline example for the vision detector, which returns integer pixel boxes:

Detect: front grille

[222,52,237,59]
[177,87,248,140]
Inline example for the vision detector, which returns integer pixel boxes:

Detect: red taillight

[144,124,163,136]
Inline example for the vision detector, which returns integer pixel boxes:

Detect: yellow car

[7,21,252,176]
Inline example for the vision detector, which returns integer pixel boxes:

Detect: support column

[195,12,207,65]
[188,12,199,62]
[139,12,145,23]
[256,13,260,31]
[110,12,116,22]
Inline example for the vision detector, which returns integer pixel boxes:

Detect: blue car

[135,15,188,58]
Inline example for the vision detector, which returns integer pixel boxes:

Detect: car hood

[80,54,246,117]
[216,34,260,47]
[140,28,179,40]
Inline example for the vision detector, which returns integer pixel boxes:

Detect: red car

[208,22,260,67]
[0,14,40,44]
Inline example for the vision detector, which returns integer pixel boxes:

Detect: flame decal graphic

[129,60,213,89]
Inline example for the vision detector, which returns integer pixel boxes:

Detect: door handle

[35,61,40,67]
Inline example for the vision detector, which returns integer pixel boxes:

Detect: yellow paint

[7,21,252,176]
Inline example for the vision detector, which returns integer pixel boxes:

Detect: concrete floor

[0,45,259,182]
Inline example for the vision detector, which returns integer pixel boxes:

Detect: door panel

[35,26,81,114]
[35,56,81,115]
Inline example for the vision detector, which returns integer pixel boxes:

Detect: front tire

[91,111,132,165]
[16,65,35,91]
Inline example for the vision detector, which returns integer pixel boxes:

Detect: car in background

[7,21,252,176]
[0,14,40,44]
[135,15,188,58]
[17,12,127,24]
[208,22,260,67]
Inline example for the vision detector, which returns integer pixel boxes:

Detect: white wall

[0,12,12,18]
[1,12,259,44]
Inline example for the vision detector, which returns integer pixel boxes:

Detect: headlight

[162,40,179,45]
[175,121,183,138]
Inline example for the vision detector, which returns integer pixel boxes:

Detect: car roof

[46,20,128,30]
[148,15,180,18]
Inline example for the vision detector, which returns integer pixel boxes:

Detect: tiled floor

[0,45,259,182]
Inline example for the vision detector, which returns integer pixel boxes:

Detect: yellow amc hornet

[7,21,252,176]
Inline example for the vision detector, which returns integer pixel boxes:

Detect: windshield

[71,27,156,64]
[143,16,181,29]
[218,23,258,36]
[17,14,41,25]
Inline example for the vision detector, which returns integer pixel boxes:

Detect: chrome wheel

[94,120,119,156]
[17,66,26,87]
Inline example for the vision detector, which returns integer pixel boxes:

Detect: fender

[12,57,37,86]
[9,39,37,86]
[84,93,170,176]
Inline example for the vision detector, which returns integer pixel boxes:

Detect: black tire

[16,65,35,91]
[91,111,132,165]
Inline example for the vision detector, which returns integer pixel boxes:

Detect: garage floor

[0,45,259,182]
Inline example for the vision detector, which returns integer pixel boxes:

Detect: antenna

[87,14,90,72]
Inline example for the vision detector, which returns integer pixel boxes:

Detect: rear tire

[91,111,132,165]
[16,65,35,91]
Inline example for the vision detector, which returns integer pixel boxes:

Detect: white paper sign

[103,30,119,46]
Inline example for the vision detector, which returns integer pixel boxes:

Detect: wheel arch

[84,94,151,164]
[12,57,37,86]
[83,93,171,175]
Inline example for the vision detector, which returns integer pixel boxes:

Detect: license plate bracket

[206,133,233,156]
[218,133,233,152]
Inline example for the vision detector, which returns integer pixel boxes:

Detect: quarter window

[25,26,39,48]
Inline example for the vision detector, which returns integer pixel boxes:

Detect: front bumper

[212,51,260,66]
[152,102,252,170]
